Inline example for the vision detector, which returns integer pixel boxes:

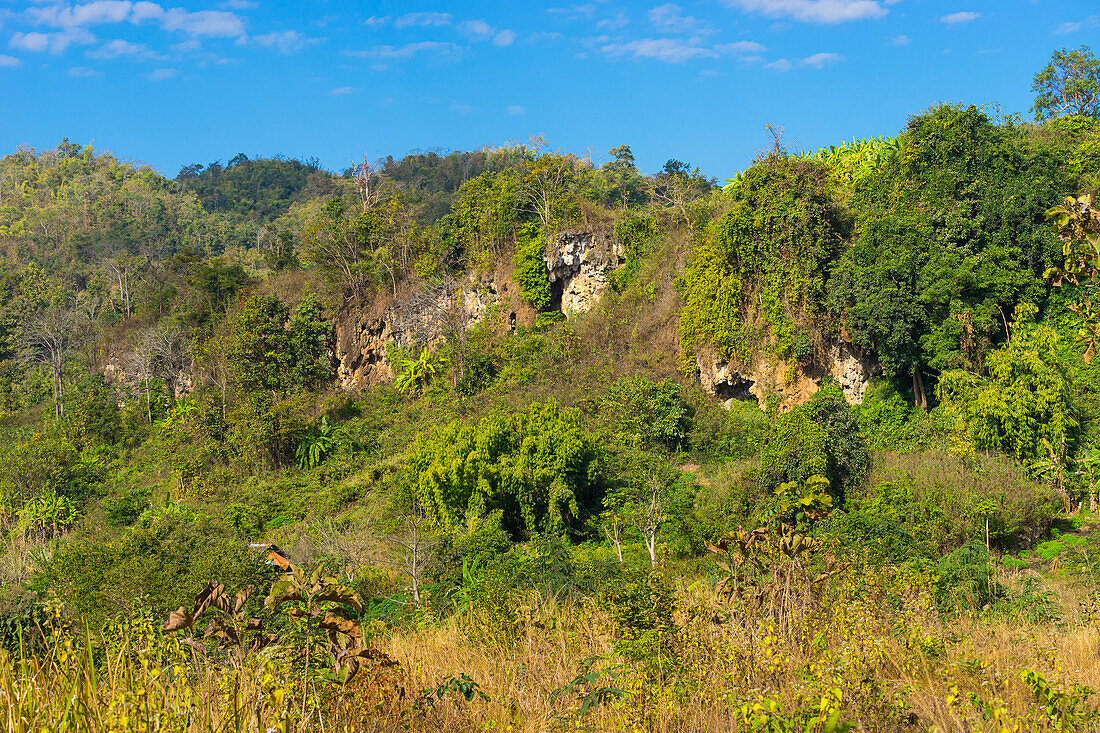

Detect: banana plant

[295,415,333,469]
[705,476,850,634]
[266,563,389,684]
[162,581,274,667]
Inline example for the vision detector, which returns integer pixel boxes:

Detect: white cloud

[889,34,910,45]
[130,2,165,23]
[449,100,470,113]
[0,54,23,67]
[68,64,101,75]
[252,30,320,53]
[507,104,525,115]
[458,19,493,38]
[19,1,248,38]
[10,28,95,53]
[394,12,452,28]
[27,1,134,28]
[596,12,629,30]
[329,85,359,95]
[147,66,176,80]
[648,4,712,34]
[547,4,597,19]
[364,15,390,27]
[1054,15,1098,34]
[350,41,461,59]
[160,9,244,36]
[801,51,841,67]
[528,31,563,42]
[940,11,979,24]
[87,37,159,58]
[601,37,716,62]
[715,40,767,54]
[722,0,887,24]
[492,30,516,46]
[171,38,200,52]
[765,52,841,70]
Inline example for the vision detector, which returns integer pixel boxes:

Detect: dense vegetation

[3,48,1100,731]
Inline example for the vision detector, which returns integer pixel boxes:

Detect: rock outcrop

[544,229,623,316]
[332,229,627,391]
[697,341,881,411]
[333,261,536,392]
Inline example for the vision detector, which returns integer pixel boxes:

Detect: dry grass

[4,565,1100,732]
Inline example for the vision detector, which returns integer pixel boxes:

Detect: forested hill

[6,53,1100,730]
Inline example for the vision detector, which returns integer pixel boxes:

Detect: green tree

[681,150,844,361]
[830,104,1069,406]
[1032,45,1100,121]
[402,402,601,539]
[939,307,1078,464]
[758,383,868,506]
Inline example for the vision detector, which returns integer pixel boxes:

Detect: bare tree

[601,510,625,563]
[631,473,666,568]
[21,307,85,418]
[104,255,139,319]
[379,509,438,606]
[351,155,385,213]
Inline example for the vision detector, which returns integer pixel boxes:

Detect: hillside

[3,100,1100,730]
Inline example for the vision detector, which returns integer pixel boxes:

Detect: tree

[601,145,646,209]
[21,306,85,418]
[630,473,666,568]
[1032,46,1100,121]
[939,308,1078,467]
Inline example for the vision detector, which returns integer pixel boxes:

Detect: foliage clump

[758,383,868,505]
[402,401,601,538]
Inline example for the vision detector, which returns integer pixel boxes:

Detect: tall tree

[21,306,85,418]
[1032,45,1100,121]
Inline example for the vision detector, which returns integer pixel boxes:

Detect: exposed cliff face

[333,229,626,392]
[545,229,624,317]
[697,341,881,411]
[333,260,537,392]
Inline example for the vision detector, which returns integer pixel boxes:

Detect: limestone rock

[544,229,623,316]
[697,342,881,412]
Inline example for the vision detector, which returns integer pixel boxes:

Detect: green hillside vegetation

[4,49,1100,731]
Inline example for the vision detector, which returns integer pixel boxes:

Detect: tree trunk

[913,366,927,411]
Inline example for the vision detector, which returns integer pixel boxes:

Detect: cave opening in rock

[714,375,755,402]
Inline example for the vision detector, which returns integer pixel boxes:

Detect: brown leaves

[161,580,266,655]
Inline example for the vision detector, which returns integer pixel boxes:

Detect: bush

[933,542,1000,615]
[402,401,602,539]
[855,450,1059,553]
[603,376,693,451]
[45,506,276,627]
[512,225,552,310]
[758,382,868,505]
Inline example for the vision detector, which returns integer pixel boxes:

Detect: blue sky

[0,0,1096,180]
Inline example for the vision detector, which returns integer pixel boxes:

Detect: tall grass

[3,564,1099,732]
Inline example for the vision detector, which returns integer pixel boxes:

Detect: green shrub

[102,487,151,527]
[933,542,1000,615]
[856,450,1059,553]
[758,383,868,505]
[402,401,602,539]
[603,376,693,451]
[46,507,276,627]
[512,224,551,310]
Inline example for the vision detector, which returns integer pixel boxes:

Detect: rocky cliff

[332,228,624,392]
[333,260,537,391]
[545,229,624,316]
[697,341,881,411]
